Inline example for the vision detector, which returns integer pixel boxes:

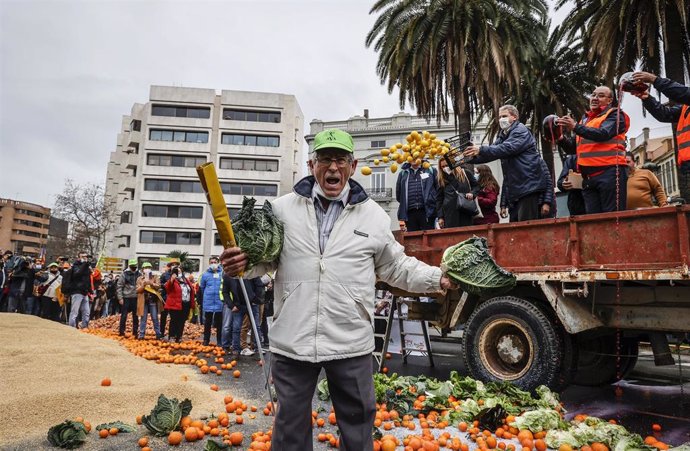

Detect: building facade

[305,111,499,228]
[629,126,679,198]
[104,86,304,272]
[0,198,51,257]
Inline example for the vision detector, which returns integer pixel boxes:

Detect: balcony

[366,188,393,201]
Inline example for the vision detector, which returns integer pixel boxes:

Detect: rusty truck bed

[396,205,690,282]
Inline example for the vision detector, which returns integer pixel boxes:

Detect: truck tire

[573,334,639,386]
[462,296,563,391]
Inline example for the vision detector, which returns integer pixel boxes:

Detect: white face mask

[313,179,350,202]
[209,263,218,271]
[442,167,452,175]
[499,117,512,130]
[143,268,151,275]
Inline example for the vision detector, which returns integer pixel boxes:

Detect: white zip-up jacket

[249,176,442,362]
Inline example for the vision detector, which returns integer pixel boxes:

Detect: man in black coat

[63,252,93,328]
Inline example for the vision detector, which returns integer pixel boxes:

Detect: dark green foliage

[142,394,193,437]
[205,439,230,450]
[441,237,516,296]
[234,197,284,270]
[94,421,136,433]
[47,420,87,449]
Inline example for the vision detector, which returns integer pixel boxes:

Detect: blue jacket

[199,267,223,313]
[473,121,547,205]
[395,163,438,221]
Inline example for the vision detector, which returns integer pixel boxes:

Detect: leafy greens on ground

[47,420,87,449]
[142,394,192,437]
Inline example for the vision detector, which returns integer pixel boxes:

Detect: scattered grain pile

[0,313,224,446]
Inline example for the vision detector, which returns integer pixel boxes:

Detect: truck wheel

[462,296,563,391]
[573,334,639,386]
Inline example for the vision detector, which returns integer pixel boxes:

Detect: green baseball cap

[141,262,152,269]
[128,258,138,266]
[313,129,354,153]
[48,262,59,268]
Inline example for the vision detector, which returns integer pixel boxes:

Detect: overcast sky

[0,0,671,207]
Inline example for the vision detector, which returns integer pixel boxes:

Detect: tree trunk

[664,6,690,202]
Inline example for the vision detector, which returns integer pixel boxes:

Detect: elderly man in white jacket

[221,129,453,451]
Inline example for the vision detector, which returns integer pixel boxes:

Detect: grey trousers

[270,353,376,451]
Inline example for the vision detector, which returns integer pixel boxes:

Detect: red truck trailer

[395,205,690,391]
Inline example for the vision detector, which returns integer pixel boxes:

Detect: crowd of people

[0,250,274,360]
[396,71,689,232]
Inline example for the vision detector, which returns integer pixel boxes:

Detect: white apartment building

[104,85,304,272]
[305,111,498,228]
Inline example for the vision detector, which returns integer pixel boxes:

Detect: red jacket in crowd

[164,276,196,311]
[474,187,500,225]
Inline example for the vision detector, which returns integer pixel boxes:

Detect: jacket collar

[293,176,369,205]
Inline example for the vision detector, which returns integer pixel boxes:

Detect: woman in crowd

[436,158,479,228]
[473,164,500,225]
[164,263,196,342]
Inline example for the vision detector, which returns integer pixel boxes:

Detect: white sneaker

[240,348,255,356]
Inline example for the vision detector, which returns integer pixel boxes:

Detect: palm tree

[365,0,548,132]
[167,250,198,273]
[558,0,689,194]
[557,0,689,88]
[482,19,597,179]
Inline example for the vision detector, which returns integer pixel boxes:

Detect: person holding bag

[436,157,479,228]
[39,262,62,321]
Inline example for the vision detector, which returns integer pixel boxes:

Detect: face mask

[35,265,42,270]
[474,172,479,180]
[499,117,512,130]
[313,179,350,202]
[143,268,151,275]
[129,266,137,271]
[209,263,218,271]
[442,167,452,175]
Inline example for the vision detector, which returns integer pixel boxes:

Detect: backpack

[61,269,74,295]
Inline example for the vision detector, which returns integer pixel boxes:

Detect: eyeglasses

[316,156,351,167]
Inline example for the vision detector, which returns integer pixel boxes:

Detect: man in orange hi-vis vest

[557,86,630,214]
[631,71,690,204]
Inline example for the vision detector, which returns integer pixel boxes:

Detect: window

[221,133,280,147]
[219,157,279,172]
[151,104,211,119]
[137,256,160,269]
[14,219,45,228]
[371,140,386,148]
[371,167,386,191]
[223,108,281,123]
[141,204,203,219]
[139,230,201,245]
[118,235,131,248]
[220,182,277,197]
[659,160,677,195]
[130,120,141,132]
[144,178,203,193]
[147,153,206,168]
[149,129,209,143]
[14,229,44,238]
[120,211,132,224]
[16,209,46,219]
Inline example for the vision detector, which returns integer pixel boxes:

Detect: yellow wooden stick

[196,162,237,248]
